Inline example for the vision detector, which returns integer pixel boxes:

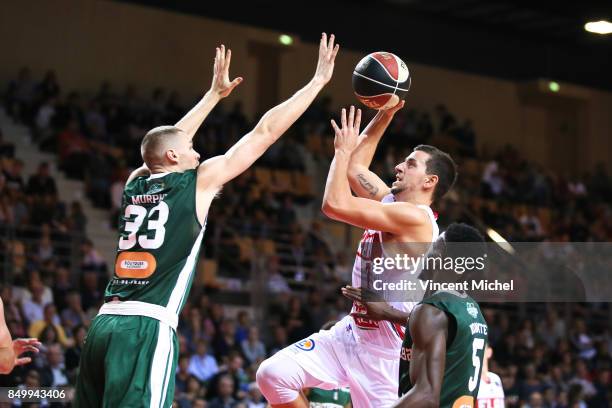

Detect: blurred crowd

[1,67,611,407]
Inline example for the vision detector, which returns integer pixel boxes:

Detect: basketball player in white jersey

[477,346,505,408]
[256,104,457,408]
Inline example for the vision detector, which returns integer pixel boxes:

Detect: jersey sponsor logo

[115,251,157,278]
[120,260,149,269]
[452,395,474,408]
[295,338,316,351]
[466,302,478,318]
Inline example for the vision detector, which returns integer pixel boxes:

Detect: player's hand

[342,285,391,321]
[313,33,339,86]
[210,44,243,98]
[12,338,41,366]
[331,106,362,154]
[383,100,406,117]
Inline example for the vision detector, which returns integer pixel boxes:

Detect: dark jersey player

[343,223,489,408]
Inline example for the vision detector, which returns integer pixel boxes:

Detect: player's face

[174,135,200,170]
[391,150,430,195]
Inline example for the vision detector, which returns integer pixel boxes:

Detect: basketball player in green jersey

[74,33,339,407]
[343,223,489,408]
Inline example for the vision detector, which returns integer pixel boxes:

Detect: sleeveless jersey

[308,388,351,408]
[477,372,505,408]
[105,170,204,315]
[399,291,488,408]
[348,194,438,357]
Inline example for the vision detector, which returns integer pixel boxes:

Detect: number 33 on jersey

[106,170,204,312]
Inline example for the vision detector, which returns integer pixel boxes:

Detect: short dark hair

[413,145,457,202]
[444,223,484,244]
[141,125,182,167]
[442,222,486,262]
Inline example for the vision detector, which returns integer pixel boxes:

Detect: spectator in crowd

[570,319,596,360]
[267,255,290,294]
[67,201,87,234]
[268,326,289,356]
[245,382,266,408]
[0,128,16,157]
[21,278,51,324]
[176,354,192,394]
[188,339,220,383]
[26,162,57,197]
[80,238,106,272]
[176,375,207,408]
[234,311,250,344]
[60,290,88,332]
[28,303,72,347]
[213,319,239,361]
[208,352,247,401]
[39,343,69,387]
[240,326,265,365]
[64,324,86,380]
[208,374,237,408]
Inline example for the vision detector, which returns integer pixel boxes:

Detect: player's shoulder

[486,372,503,388]
[383,200,432,230]
[409,302,449,335]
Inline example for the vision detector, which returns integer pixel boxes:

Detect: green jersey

[105,170,203,315]
[309,388,351,408]
[399,291,488,408]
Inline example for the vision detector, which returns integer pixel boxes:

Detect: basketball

[352,51,411,110]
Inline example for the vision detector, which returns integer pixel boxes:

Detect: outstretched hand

[13,338,41,366]
[342,285,392,321]
[313,33,340,86]
[211,44,243,98]
[331,106,362,154]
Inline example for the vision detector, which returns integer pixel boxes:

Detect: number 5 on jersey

[468,338,486,392]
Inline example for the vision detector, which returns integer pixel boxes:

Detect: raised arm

[348,101,405,200]
[198,33,339,191]
[392,304,448,408]
[175,45,243,140]
[322,106,428,234]
[126,45,242,184]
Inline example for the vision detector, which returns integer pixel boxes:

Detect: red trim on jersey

[391,322,405,340]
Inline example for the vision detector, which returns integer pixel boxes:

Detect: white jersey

[346,194,439,358]
[477,372,505,408]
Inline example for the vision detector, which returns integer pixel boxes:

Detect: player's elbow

[321,199,345,220]
[252,119,274,143]
[321,200,337,218]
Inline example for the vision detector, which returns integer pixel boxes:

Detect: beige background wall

[1,0,610,173]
